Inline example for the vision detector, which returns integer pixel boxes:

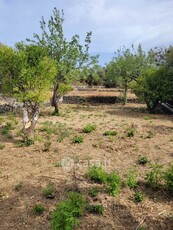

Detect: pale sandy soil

[0,102,173,229]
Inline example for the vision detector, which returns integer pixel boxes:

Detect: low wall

[63,96,138,104]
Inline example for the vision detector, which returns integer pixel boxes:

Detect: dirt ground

[0,102,173,230]
[68,89,136,99]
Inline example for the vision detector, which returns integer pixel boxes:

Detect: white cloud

[0,0,173,63]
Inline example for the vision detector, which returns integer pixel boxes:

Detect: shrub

[1,122,13,136]
[164,164,173,193]
[51,192,86,230]
[138,156,148,165]
[72,135,84,144]
[43,183,55,199]
[87,166,107,184]
[103,130,117,136]
[133,67,173,113]
[134,191,144,202]
[127,129,135,137]
[106,171,121,196]
[126,171,138,189]
[143,116,151,120]
[33,204,45,215]
[86,204,104,215]
[0,143,5,150]
[25,139,34,146]
[145,164,164,188]
[83,124,96,133]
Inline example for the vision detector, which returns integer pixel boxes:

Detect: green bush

[126,171,138,189]
[43,183,55,198]
[134,191,144,202]
[83,124,96,133]
[164,164,173,193]
[51,192,86,230]
[127,129,135,137]
[33,204,45,215]
[138,156,148,165]
[86,204,104,215]
[103,130,117,136]
[25,139,34,146]
[0,143,5,150]
[1,122,14,136]
[106,171,121,196]
[133,67,173,113]
[145,164,164,188]
[87,166,107,184]
[72,135,84,144]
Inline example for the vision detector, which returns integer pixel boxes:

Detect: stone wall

[63,95,138,104]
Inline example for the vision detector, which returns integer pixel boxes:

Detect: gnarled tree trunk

[23,102,39,141]
[51,82,60,114]
[123,81,128,105]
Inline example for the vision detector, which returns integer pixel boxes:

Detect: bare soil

[68,89,136,99]
[0,102,173,230]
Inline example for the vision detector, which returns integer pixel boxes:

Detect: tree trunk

[123,82,128,105]
[23,102,39,141]
[51,82,59,114]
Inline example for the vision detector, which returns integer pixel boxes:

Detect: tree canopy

[27,7,98,113]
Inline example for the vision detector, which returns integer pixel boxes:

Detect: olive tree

[0,44,57,141]
[106,44,149,104]
[27,7,98,114]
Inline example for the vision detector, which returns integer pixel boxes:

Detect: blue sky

[0,0,173,65]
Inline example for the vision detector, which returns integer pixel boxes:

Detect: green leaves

[27,7,98,84]
[0,44,57,103]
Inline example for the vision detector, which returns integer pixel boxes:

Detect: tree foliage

[105,44,149,104]
[133,46,173,113]
[27,7,98,113]
[0,44,57,140]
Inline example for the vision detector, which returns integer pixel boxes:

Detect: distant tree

[0,44,57,140]
[106,44,150,104]
[104,61,122,88]
[27,7,98,114]
[85,65,105,86]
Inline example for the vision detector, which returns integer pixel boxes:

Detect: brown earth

[0,102,173,230]
[68,89,136,99]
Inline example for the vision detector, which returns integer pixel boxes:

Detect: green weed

[33,204,45,215]
[51,192,86,230]
[72,135,84,144]
[83,124,96,133]
[103,130,117,136]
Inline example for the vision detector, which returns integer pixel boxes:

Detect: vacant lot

[0,102,173,229]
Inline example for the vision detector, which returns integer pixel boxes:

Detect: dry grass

[0,102,173,229]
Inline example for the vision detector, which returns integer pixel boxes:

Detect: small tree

[0,44,57,140]
[27,7,98,114]
[107,44,148,104]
